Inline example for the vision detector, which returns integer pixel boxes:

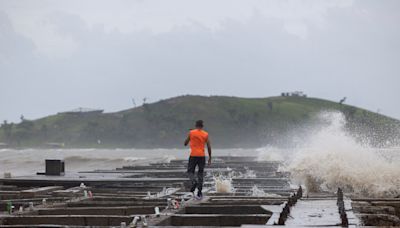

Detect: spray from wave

[256,146,285,162]
[288,111,400,197]
[214,176,234,193]
[250,185,281,197]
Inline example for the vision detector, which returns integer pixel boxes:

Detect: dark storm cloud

[0,0,399,122]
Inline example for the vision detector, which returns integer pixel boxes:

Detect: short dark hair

[195,120,204,128]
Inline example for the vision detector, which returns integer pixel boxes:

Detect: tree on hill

[1,120,13,143]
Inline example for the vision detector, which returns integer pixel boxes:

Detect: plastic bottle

[6,201,12,214]
[173,199,180,209]
[141,216,148,227]
[129,216,140,227]
[29,202,34,211]
[154,206,160,217]
[167,198,172,209]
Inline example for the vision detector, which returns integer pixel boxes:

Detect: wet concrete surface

[0,156,398,227]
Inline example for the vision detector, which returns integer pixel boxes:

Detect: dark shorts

[187,156,205,173]
[187,156,206,191]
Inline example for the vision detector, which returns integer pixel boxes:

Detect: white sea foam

[288,111,400,197]
[232,169,256,178]
[123,157,146,162]
[242,169,256,178]
[155,155,176,164]
[256,146,285,161]
[250,185,281,197]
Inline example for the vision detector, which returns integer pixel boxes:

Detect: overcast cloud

[0,0,399,122]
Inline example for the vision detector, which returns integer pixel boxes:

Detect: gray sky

[1,0,399,122]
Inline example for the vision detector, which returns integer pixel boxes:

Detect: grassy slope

[0,95,398,148]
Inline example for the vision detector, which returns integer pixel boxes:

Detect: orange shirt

[189,129,209,157]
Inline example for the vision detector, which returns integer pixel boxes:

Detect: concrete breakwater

[0,156,399,227]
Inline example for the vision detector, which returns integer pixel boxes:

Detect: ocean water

[1,111,399,198]
[0,148,256,177]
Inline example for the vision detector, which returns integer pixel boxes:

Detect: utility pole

[132,98,136,107]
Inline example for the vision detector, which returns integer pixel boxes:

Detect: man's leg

[187,156,197,192]
[196,157,206,195]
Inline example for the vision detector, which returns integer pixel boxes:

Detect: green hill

[1,95,399,148]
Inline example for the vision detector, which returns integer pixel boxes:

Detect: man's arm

[184,135,190,146]
[207,139,212,165]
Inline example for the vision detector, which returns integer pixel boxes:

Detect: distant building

[59,107,104,116]
[281,91,307,97]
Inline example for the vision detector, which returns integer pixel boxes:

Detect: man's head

[195,120,204,129]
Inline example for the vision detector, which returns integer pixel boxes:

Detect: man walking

[184,120,212,199]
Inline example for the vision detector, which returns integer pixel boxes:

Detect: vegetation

[0,95,399,148]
